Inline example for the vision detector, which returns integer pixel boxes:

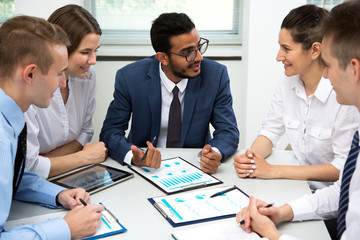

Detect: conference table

[8,149,331,239]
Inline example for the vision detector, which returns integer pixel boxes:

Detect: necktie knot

[172,86,179,96]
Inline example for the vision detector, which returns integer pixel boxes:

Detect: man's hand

[131,141,161,168]
[57,188,90,209]
[64,203,104,239]
[236,196,282,239]
[200,144,221,174]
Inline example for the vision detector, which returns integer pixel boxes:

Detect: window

[84,0,242,46]
[0,0,15,24]
[307,0,347,10]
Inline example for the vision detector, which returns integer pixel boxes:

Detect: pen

[239,203,274,225]
[80,198,114,224]
[140,136,157,161]
[79,198,87,206]
[210,186,237,198]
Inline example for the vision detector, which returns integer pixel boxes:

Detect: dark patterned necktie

[337,130,359,238]
[166,86,181,148]
[13,123,27,198]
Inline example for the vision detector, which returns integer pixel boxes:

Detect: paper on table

[130,157,222,194]
[5,205,126,240]
[171,218,266,240]
[149,185,249,227]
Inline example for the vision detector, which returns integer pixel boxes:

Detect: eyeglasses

[168,37,209,62]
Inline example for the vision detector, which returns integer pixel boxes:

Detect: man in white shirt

[236,1,360,239]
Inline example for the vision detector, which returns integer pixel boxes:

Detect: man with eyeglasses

[100,12,239,173]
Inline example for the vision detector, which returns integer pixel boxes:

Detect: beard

[168,58,201,79]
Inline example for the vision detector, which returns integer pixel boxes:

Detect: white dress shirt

[288,125,360,240]
[259,74,360,190]
[24,67,97,178]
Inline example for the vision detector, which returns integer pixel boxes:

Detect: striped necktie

[337,130,359,238]
[13,123,27,198]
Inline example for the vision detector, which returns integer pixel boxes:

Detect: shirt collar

[159,62,188,93]
[314,78,333,103]
[290,75,333,103]
[0,88,25,136]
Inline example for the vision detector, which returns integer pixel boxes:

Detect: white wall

[243,0,305,149]
[14,0,307,149]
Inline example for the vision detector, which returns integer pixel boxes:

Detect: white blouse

[24,67,97,178]
[259,74,360,190]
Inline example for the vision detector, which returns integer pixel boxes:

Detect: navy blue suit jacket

[100,56,239,164]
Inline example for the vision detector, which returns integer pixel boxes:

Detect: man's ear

[311,42,322,60]
[349,58,360,84]
[22,64,37,84]
[155,52,169,66]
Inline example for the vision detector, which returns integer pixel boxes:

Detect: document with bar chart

[148,185,249,227]
[129,157,222,194]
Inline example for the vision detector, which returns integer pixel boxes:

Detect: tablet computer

[51,163,134,194]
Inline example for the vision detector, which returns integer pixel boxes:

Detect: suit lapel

[181,76,201,146]
[146,59,162,142]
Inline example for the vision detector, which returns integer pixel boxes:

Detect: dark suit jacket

[100,56,239,164]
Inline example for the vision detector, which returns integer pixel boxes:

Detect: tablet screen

[51,164,133,194]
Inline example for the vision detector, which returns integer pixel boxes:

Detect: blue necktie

[337,130,359,238]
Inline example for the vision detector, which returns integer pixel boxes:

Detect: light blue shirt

[0,88,70,239]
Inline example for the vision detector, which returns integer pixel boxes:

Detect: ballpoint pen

[79,198,88,206]
[239,203,274,225]
[79,198,117,224]
[140,136,157,161]
[210,186,237,198]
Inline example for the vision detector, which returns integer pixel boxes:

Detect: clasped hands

[236,196,282,240]
[233,149,273,178]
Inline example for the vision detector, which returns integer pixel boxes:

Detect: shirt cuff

[76,132,92,147]
[124,150,133,165]
[196,147,221,162]
[279,234,301,240]
[331,158,346,171]
[36,217,71,240]
[288,197,316,221]
[258,129,279,148]
[33,156,51,179]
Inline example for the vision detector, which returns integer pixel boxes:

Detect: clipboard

[5,203,127,239]
[148,185,249,227]
[84,203,127,240]
[129,157,222,194]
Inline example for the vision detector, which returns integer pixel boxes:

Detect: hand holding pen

[130,136,161,168]
[141,136,157,161]
[236,196,280,238]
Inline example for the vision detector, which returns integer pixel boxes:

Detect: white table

[8,149,330,239]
